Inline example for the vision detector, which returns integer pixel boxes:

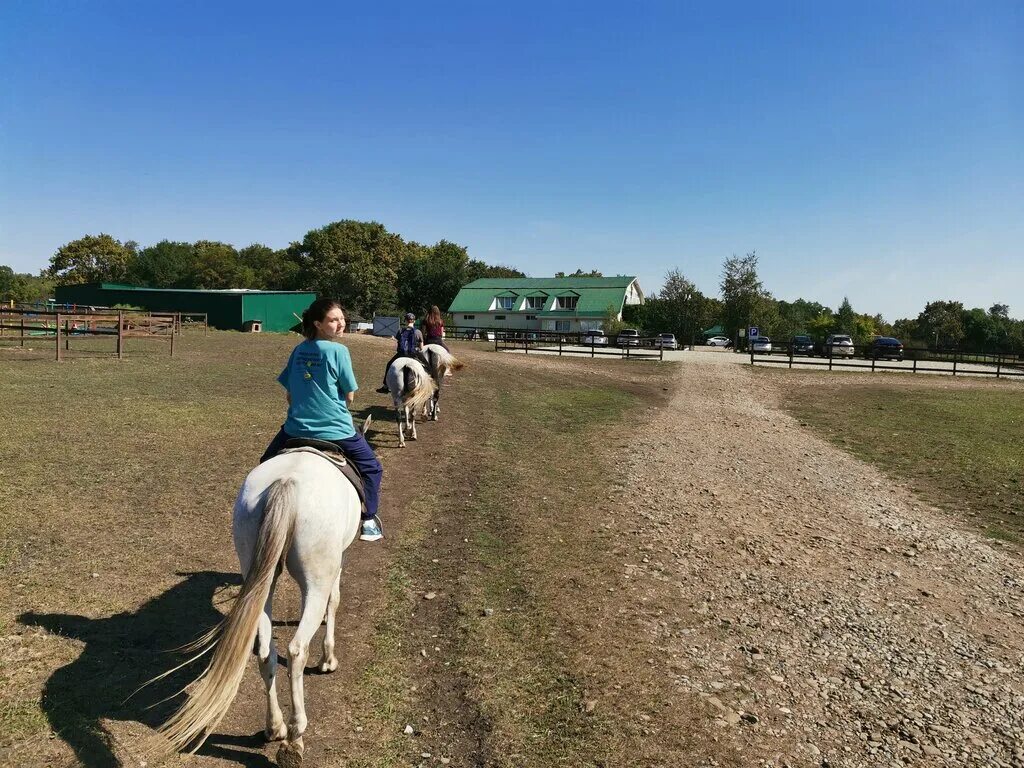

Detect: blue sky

[1,1,1021,320]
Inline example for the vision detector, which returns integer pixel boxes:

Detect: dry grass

[1,330,725,766]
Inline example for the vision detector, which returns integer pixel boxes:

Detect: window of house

[463,315,475,320]
[496,296,515,310]
[526,296,546,310]
[495,315,506,320]
[555,320,570,332]
[557,296,578,310]
[525,314,536,320]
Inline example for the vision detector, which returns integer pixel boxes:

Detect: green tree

[554,268,603,277]
[916,300,965,348]
[46,234,138,285]
[185,241,252,289]
[130,240,194,287]
[720,251,769,343]
[835,296,856,334]
[291,220,407,317]
[239,243,300,290]
[0,266,55,304]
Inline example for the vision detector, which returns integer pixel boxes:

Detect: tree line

[625,252,1024,353]
[4,234,1021,353]
[0,220,522,320]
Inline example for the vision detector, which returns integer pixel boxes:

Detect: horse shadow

[19,570,275,768]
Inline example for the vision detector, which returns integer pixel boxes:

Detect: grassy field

[770,371,1024,545]
[1,330,738,767]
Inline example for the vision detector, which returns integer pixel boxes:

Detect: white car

[751,336,772,353]
[824,334,855,357]
[706,336,731,347]
[580,329,608,346]
[654,333,678,350]
[616,329,641,347]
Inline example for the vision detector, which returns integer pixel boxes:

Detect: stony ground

[3,337,1022,768]
[616,353,1024,767]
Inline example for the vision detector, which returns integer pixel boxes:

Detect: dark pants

[423,336,449,352]
[382,351,428,386]
[260,428,382,520]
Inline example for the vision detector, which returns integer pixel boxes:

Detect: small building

[53,283,316,332]
[448,276,643,334]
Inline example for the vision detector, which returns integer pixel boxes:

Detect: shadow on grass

[18,570,276,768]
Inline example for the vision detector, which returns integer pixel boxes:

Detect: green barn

[53,283,317,332]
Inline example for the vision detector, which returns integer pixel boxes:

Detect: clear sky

[1,1,1021,320]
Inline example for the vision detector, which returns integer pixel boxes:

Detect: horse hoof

[277,742,304,768]
[320,658,338,673]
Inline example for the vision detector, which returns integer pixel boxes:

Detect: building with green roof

[53,283,316,332]
[448,276,644,334]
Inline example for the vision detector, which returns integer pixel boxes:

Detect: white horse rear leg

[318,574,341,673]
[396,407,406,447]
[257,580,287,741]
[280,587,330,758]
[408,405,418,441]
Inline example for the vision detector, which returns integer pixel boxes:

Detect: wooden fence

[0,309,191,360]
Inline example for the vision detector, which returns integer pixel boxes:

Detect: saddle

[279,438,367,516]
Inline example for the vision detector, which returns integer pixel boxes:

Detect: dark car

[791,334,815,356]
[865,336,904,361]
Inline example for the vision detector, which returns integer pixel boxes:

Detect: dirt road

[617,354,1024,766]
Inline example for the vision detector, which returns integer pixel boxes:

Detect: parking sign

[749,326,760,339]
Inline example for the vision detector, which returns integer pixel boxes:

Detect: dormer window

[556,295,578,310]
[496,296,515,310]
[525,295,546,310]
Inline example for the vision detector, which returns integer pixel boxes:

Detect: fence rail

[0,308,184,360]
[750,340,1024,378]
[490,328,665,360]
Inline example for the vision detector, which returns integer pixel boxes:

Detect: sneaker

[360,516,384,542]
[375,385,390,394]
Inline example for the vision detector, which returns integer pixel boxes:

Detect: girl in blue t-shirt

[260,298,384,542]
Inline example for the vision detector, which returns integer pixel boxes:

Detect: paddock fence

[0,308,190,360]
[750,340,1024,379]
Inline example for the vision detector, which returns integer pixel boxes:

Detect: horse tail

[428,345,464,373]
[153,478,297,755]
[402,361,436,414]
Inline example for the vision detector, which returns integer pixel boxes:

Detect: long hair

[424,305,443,333]
[301,298,343,339]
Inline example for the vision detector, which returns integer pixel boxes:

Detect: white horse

[151,447,364,766]
[421,344,464,421]
[385,357,436,447]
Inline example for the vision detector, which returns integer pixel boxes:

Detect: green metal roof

[449,276,637,315]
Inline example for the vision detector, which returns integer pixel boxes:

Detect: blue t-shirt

[277,339,358,440]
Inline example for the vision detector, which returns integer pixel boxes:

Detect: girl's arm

[346,391,355,405]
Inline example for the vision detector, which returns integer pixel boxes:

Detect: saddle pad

[278,446,367,514]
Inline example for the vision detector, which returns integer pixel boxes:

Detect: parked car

[581,329,608,346]
[823,334,855,357]
[706,335,732,347]
[751,336,773,354]
[617,328,641,347]
[865,336,904,360]
[654,333,678,350]
[791,334,815,356]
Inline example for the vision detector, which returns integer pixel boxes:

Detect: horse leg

[318,572,341,673]
[279,586,331,763]
[396,406,406,448]
[257,575,287,741]
[408,405,417,441]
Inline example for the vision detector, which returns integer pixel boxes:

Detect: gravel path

[622,356,1024,767]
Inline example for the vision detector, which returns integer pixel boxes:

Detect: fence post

[996,355,1001,378]
[788,342,793,369]
[559,336,563,357]
[117,311,124,359]
[20,315,25,347]
[65,319,71,352]
[952,350,957,376]
[659,344,663,362]
[828,350,833,371]
[56,312,62,361]
[170,321,176,358]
